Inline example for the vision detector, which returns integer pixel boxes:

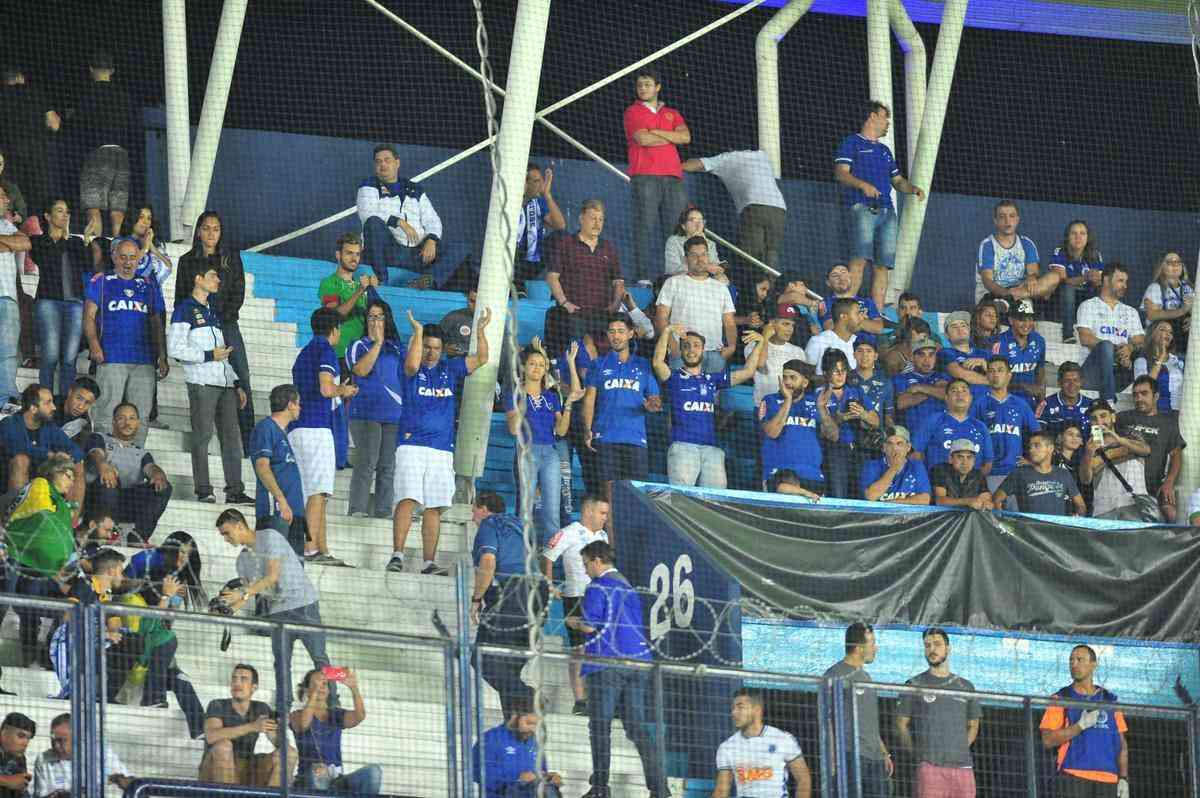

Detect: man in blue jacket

[474,698,563,798]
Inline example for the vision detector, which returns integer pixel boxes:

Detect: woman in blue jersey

[758,359,824,494]
[1047,220,1103,343]
[345,299,405,517]
[290,668,381,795]
[506,338,583,541]
[1133,320,1183,413]
[969,299,1001,351]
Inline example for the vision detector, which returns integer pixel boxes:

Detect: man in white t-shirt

[713,688,812,798]
[1074,262,1145,402]
[975,200,1053,305]
[33,712,135,796]
[746,310,806,406]
[540,494,609,717]
[0,184,32,403]
[805,297,859,374]
[682,150,787,272]
[654,236,736,374]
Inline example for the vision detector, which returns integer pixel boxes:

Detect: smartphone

[321,665,348,682]
[1091,426,1105,445]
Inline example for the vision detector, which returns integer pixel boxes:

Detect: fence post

[272,622,290,798]
[443,640,461,798]
[816,678,833,798]
[1190,705,1199,798]
[653,663,668,796]
[85,603,105,797]
[1024,697,1037,798]
[456,561,477,798]
[831,678,850,798]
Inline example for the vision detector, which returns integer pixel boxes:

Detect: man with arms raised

[712,689,812,798]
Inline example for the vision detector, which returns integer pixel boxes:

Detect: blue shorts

[847,202,898,268]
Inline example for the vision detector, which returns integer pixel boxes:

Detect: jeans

[630,174,689,283]
[361,217,468,288]
[555,438,574,520]
[269,601,333,707]
[737,204,787,273]
[585,668,667,795]
[823,441,856,499]
[0,297,19,402]
[34,299,83,395]
[223,321,256,452]
[186,383,245,497]
[86,480,173,543]
[348,420,399,516]
[330,764,384,796]
[516,442,561,542]
[848,203,898,267]
[666,442,727,488]
[1059,282,1082,341]
[94,363,156,446]
[1080,341,1132,403]
[476,578,536,720]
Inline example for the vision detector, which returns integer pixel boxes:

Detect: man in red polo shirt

[546,198,625,338]
[623,68,690,287]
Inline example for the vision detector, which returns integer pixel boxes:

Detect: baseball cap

[943,311,972,336]
[775,303,799,319]
[854,333,878,351]
[911,334,939,353]
[885,425,911,443]
[950,438,979,454]
[1011,299,1036,318]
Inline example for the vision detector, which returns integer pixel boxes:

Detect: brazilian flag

[5,478,77,578]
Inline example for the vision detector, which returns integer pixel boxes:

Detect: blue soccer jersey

[291,337,340,430]
[938,346,991,374]
[851,370,895,426]
[503,388,562,446]
[1048,246,1102,281]
[834,133,899,208]
[912,411,995,469]
[991,330,1046,395]
[586,351,659,447]
[820,384,867,445]
[892,370,950,433]
[972,391,1040,476]
[399,355,470,452]
[977,234,1040,290]
[345,336,405,425]
[249,417,305,521]
[758,391,824,483]
[84,273,165,364]
[818,295,881,329]
[666,369,730,447]
[1036,392,1093,436]
[860,458,931,501]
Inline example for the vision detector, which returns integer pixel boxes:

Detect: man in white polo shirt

[712,688,812,798]
[654,236,736,374]
[1074,262,1144,402]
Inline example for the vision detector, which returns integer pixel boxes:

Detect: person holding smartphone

[32,712,134,797]
[291,668,381,795]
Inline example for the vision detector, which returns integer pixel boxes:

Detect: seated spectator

[975,200,1053,306]
[0,184,32,404]
[0,713,35,797]
[546,199,625,339]
[439,285,477,358]
[860,425,931,505]
[759,360,824,494]
[514,163,566,290]
[817,263,885,334]
[291,669,380,795]
[32,712,133,796]
[682,148,788,271]
[168,264,251,506]
[1036,362,1092,437]
[1080,400,1156,521]
[1074,262,1144,402]
[881,316,934,377]
[766,468,821,500]
[250,385,307,556]
[84,402,172,546]
[806,297,860,374]
[1141,251,1192,348]
[939,310,988,386]
[84,236,168,443]
[29,199,93,395]
[745,312,805,407]
[0,384,83,501]
[991,299,1046,407]
[773,271,822,344]
[1119,375,1185,523]
[319,233,377,365]
[200,663,297,787]
[663,206,719,276]
[732,273,771,335]
[849,336,894,455]
[53,376,100,443]
[654,236,736,374]
[912,378,994,473]
[124,530,205,610]
[652,324,763,489]
[931,439,992,510]
[969,298,1001,351]
[1047,220,1103,343]
[993,431,1085,516]
[78,505,118,550]
[972,356,1040,502]
[891,335,948,432]
[1133,320,1183,413]
[474,698,564,798]
[816,349,872,499]
[879,290,924,357]
[346,301,404,519]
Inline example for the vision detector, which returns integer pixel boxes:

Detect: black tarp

[637,488,1200,643]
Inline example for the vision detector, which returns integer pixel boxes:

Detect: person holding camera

[1079,400,1155,521]
[290,668,381,795]
[200,663,296,787]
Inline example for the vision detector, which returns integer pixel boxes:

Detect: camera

[209,578,245,616]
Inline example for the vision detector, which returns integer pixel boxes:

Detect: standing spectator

[1055,422,1088,500]
[624,68,690,286]
[346,300,405,519]
[83,403,172,546]
[54,376,100,443]
[32,712,135,796]
[1133,320,1183,413]
[542,495,610,716]
[320,233,377,363]
[215,510,333,708]
[895,629,980,798]
[759,360,823,493]
[1118,376,1185,522]
[391,309,491,574]
[0,151,26,224]
[73,52,133,238]
[745,312,805,407]
[652,324,763,489]
[1039,645,1128,797]
[683,148,788,271]
[654,237,737,373]
[1141,251,1192,348]
[290,669,380,795]
[1074,263,1145,403]
[860,425,931,505]
[891,336,948,432]
[199,663,297,787]
[168,264,252,506]
[0,713,34,798]
[83,236,168,443]
[849,336,894,464]
[1036,362,1092,437]
[972,356,1040,501]
[991,299,1046,407]
[29,199,93,394]
[291,307,359,566]
[122,204,173,285]
[0,384,83,499]
[250,384,307,556]
[0,67,62,213]
[176,211,254,448]
[1079,401,1155,522]
[474,699,564,798]
[912,378,994,472]
[545,199,625,338]
[513,163,566,291]
[824,623,892,798]
[931,439,992,510]
[816,263,886,335]
[711,689,812,798]
[1048,220,1103,343]
[806,297,860,374]
[834,101,925,311]
[939,310,989,387]
[974,200,1050,306]
[992,431,1086,516]
[662,206,719,277]
[816,349,872,499]
[0,184,31,403]
[567,540,667,798]
[581,313,661,530]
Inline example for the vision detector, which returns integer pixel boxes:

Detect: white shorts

[393,445,455,509]
[288,427,336,499]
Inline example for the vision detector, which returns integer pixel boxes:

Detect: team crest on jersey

[923,693,937,703]
[459,325,471,337]
[767,744,776,753]
[124,289,134,298]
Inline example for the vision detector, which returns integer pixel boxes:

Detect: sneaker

[147,418,170,430]
[420,562,448,576]
[579,787,611,798]
[1063,334,1077,344]
[304,550,322,563]
[572,699,588,716]
[196,492,216,504]
[312,553,354,568]
[386,555,406,573]
[225,491,256,506]
[143,700,169,709]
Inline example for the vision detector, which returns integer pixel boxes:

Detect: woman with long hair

[29,198,95,393]
[1133,319,1183,413]
[290,668,381,795]
[817,348,875,499]
[1046,220,1103,343]
[970,299,1001,351]
[345,299,404,517]
[663,205,719,276]
[1142,251,1193,349]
